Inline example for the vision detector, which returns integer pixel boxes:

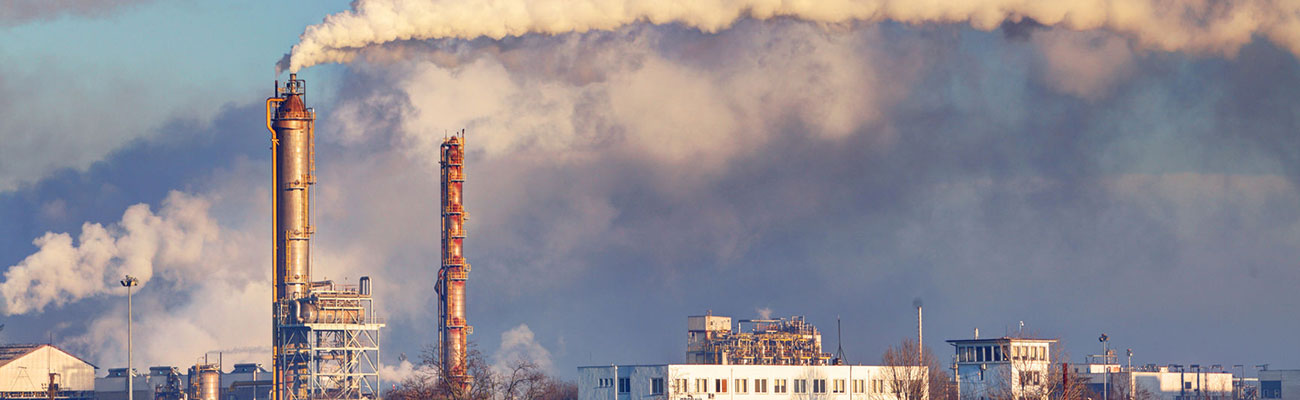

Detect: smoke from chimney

[277,0,1300,73]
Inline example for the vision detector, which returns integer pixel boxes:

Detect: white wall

[0,346,95,392]
[580,364,926,400]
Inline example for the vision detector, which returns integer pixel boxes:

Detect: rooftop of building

[0,343,97,369]
[946,337,1058,345]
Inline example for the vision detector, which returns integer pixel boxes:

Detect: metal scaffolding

[275,281,384,400]
[687,314,833,366]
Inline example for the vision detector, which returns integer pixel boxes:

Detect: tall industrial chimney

[914,298,923,366]
[266,74,315,400]
[437,131,472,393]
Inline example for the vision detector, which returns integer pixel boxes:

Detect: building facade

[1259,370,1300,400]
[948,337,1056,400]
[578,364,927,400]
[1073,364,1234,400]
[0,344,95,400]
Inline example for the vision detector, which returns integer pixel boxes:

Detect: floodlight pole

[120,275,139,400]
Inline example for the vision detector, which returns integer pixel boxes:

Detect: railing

[275,110,315,120]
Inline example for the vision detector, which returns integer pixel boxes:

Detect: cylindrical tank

[188,365,220,400]
[272,75,315,302]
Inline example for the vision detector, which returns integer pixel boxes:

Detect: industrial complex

[3,75,1299,400]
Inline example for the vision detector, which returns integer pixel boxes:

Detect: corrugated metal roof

[0,344,43,368]
[0,344,98,369]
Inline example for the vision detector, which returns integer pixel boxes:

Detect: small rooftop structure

[686,312,834,365]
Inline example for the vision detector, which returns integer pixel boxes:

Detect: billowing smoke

[280,0,1300,72]
[0,191,218,315]
[492,324,554,375]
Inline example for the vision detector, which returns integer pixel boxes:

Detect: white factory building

[1072,363,1234,400]
[578,364,928,400]
[948,337,1056,400]
[1259,369,1300,400]
[0,344,96,400]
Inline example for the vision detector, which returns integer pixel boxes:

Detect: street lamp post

[1100,334,1110,400]
[120,275,139,400]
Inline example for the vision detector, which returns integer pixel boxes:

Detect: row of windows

[603,377,898,395]
[956,344,1048,363]
[597,378,633,393]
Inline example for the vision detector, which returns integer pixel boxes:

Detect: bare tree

[385,342,576,400]
[880,339,951,400]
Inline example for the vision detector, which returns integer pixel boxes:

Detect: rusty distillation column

[266,73,315,400]
[437,131,471,393]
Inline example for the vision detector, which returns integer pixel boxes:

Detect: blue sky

[2,0,1299,383]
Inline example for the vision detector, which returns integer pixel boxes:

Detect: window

[1262,381,1282,399]
[652,378,664,395]
[994,345,1002,361]
[598,378,614,388]
[871,379,885,394]
[774,379,788,393]
[674,379,687,393]
[755,379,768,393]
[716,379,728,393]
[618,377,630,393]
[813,379,826,393]
[853,379,865,393]
[833,379,846,393]
[735,378,747,393]
[1018,371,1042,385]
[794,379,808,393]
[696,379,708,393]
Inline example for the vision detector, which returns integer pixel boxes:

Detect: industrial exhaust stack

[266,74,384,400]
[437,130,473,393]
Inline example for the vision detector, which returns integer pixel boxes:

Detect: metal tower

[437,131,472,394]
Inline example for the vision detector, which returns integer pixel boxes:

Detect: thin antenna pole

[835,316,846,364]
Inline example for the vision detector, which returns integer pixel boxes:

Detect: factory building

[1071,363,1235,400]
[579,364,927,400]
[948,336,1057,400]
[1257,369,1300,400]
[582,314,926,400]
[96,363,273,400]
[0,344,95,400]
[686,313,834,365]
[96,367,171,400]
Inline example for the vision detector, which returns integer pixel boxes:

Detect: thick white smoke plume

[0,191,218,315]
[281,0,1300,72]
